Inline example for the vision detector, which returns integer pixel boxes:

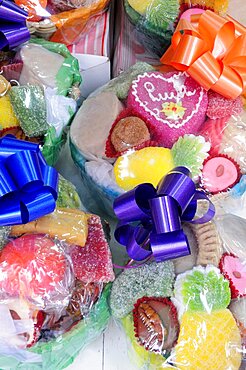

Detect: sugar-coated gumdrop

[0,234,67,297]
[114,147,174,191]
[70,215,115,283]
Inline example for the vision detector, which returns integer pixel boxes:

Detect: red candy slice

[199,117,229,156]
[207,91,243,120]
[70,215,115,283]
[133,297,179,354]
[0,234,66,297]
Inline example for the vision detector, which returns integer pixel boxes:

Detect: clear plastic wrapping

[122,0,229,58]
[0,39,81,166]
[16,0,111,45]
[0,183,115,369]
[69,22,246,368]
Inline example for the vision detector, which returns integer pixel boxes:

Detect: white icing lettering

[143,81,197,103]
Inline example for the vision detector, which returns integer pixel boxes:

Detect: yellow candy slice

[114,147,174,191]
[128,0,152,15]
[0,95,19,129]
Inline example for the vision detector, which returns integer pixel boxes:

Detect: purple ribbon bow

[114,167,215,263]
[0,0,30,51]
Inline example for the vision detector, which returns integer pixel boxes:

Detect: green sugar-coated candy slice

[172,134,211,178]
[174,266,231,314]
[110,261,175,319]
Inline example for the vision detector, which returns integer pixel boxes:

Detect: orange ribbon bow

[160,10,246,99]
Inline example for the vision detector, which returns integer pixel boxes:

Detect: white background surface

[56,2,246,369]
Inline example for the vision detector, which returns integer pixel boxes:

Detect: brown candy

[133,297,179,354]
[111,116,150,153]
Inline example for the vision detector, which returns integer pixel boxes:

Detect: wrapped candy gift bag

[0,136,115,369]
[0,39,81,166]
[70,9,246,218]
[0,1,82,166]
[109,169,245,369]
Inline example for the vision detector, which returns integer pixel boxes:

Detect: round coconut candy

[133,297,179,354]
[201,154,241,194]
[0,234,69,306]
[105,108,158,158]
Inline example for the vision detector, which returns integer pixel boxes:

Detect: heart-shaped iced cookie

[127,71,208,147]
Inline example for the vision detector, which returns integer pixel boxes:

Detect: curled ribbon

[0,136,58,226]
[114,167,215,263]
[0,0,30,51]
[160,9,246,99]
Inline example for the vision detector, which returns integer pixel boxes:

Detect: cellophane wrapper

[16,0,111,45]
[69,42,246,370]
[123,0,229,58]
[0,39,81,166]
[0,179,114,369]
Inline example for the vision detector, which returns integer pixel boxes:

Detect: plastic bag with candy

[0,137,115,369]
[70,63,213,216]
[15,0,111,45]
[0,38,81,166]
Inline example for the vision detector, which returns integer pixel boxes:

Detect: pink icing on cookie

[202,155,240,193]
[219,254,246,298]
[127,71,208,147]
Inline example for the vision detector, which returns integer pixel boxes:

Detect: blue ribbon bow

[114,167,215,263]
[0,136,58,226]
[0,0,30,51]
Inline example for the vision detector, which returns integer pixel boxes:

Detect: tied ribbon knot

[114,167,215,263]
[0,136,58,226]
[0,0,30,51]
[160,9,246,99]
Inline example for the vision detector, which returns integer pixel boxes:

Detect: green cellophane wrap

[42,126,67,166]
[27,39,81,166]
[30,39,82,97]
[0,285,111,370]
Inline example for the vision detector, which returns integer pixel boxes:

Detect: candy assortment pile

[0,159,115,368]
[70,7,246,369]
